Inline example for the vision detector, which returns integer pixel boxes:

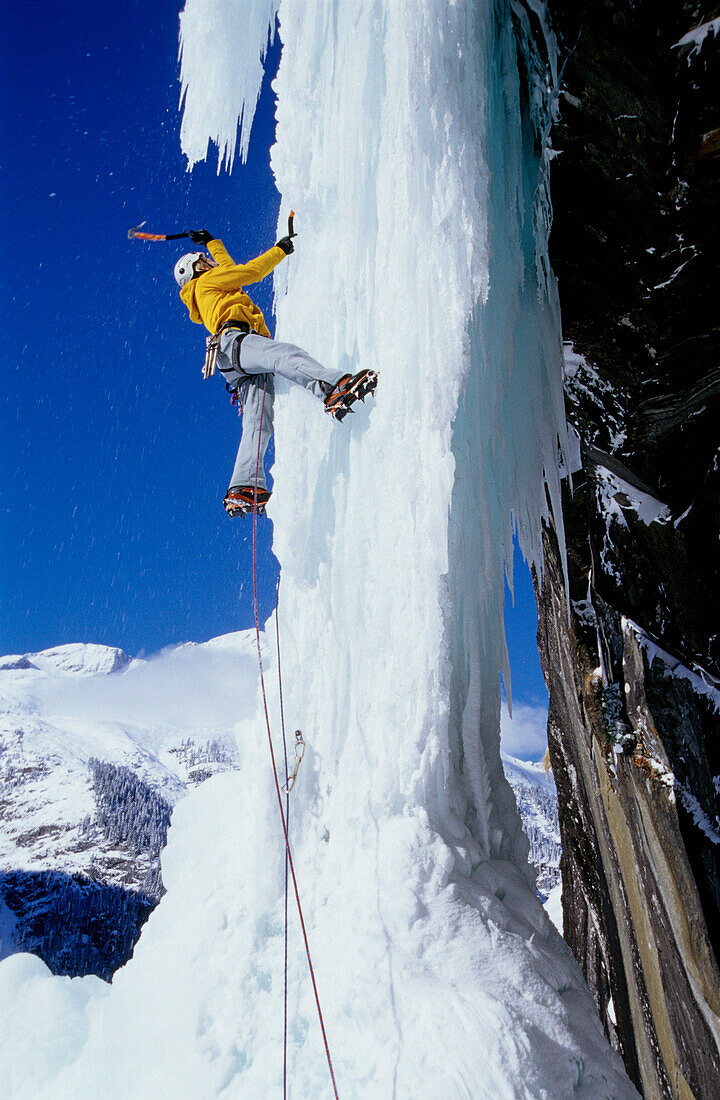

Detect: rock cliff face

[539,2,720,1096]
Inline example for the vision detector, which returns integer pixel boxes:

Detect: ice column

[173,0,631,1094]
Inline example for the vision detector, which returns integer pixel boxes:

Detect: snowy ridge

[0,3,637,1097]
[563,342,627,453]
[622,619,720,846]
[593,465,671,527]
[0,644,132,677]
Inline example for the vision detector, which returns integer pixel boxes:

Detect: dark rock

[537,1,720,1094]
[0,656,39,671]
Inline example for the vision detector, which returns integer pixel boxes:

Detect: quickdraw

[282,730,306,793]
[203,333,220,379]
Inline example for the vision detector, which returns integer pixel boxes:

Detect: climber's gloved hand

[189,229,214,245]
[276,235,295,255]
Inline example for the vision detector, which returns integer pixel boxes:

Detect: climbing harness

[201,208,295,380]
[251,376,339,1099]
[282,730,306,794]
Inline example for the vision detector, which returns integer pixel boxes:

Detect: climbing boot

[223,485,272,518]
[324,370,378,421]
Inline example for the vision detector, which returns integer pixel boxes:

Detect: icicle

[178,0,279,171]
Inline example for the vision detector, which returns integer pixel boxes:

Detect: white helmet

[174,251,209,288]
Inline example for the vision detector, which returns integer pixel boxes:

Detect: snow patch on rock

[673,17,720,58]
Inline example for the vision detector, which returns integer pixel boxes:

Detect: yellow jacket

[179,238,287,336]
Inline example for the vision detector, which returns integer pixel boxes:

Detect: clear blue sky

[0,0,547,707]
[1,0,282,657]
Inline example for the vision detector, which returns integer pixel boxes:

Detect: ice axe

[128,223,190,242]
[128,211,296,242]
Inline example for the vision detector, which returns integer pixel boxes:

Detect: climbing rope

[274,573,290,1100]
[251,376,339,1099]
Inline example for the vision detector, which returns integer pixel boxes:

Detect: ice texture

[0,2,638,1097]
[178,0,279,170]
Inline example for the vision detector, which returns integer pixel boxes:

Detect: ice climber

[175,229,377,518]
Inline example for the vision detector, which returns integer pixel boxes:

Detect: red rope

[275,574,290,1100]
[251,375,339,1099]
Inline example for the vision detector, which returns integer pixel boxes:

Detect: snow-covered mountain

[502,752,561,901]
[0,635,255,975]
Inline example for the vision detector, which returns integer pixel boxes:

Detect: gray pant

[218,332,344,491]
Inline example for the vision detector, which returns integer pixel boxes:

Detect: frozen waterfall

[0,2,637,1097]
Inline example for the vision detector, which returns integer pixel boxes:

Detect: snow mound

[0,953,107,1098]
[545,881,564,934]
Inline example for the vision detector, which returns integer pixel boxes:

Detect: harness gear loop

[282,730,306,793]
[203,334,220,379]
[202,319,253,380]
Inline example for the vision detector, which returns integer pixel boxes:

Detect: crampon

[223,485,272,518]
[324,370,378,421]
